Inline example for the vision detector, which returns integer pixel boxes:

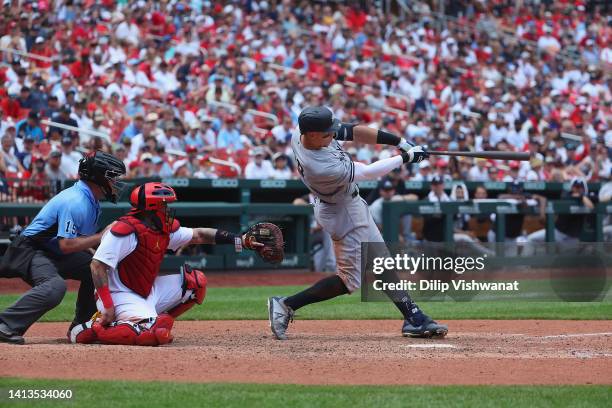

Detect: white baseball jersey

[93,227,194,320]
[291,125,384,293]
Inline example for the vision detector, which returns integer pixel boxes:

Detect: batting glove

[397,140,415,153]
[401,146,429,164]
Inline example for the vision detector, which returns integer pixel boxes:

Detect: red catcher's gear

[129,182,177,233]
[91,313,175,346]
[110,214,180,297]
[69,320,97,344]
[167,264,207,318]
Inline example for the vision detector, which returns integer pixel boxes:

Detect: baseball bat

[428,150,531,161]
[165,148,243,176]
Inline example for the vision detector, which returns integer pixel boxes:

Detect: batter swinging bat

[428,150,531,161]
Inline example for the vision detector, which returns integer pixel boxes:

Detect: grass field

[2,285,611,407]
[1,285,611,322]
[0,378,610,408]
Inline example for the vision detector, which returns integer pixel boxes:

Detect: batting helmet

[298,106,341,134]
[78,151,127,203]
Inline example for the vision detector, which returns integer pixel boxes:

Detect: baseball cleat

[402,315,448,338]
[268,296,294,340]
[0,324,24,345]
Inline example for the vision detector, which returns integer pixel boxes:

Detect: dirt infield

[1,320,611,385]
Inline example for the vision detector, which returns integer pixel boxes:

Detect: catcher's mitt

[244,222,284,264]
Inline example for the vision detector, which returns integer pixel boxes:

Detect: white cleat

[267,296,294,340]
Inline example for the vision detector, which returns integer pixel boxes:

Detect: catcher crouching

[70,182,283,346]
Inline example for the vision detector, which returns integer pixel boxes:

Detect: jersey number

[65,221,77,235]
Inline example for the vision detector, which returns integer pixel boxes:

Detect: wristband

[376,129,402,146]
[338,123,355,141]
[215,230,243,252]
[400,151,411,164]
[97,285,114,309]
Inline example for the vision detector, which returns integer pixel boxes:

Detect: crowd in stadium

[0,0,610,191]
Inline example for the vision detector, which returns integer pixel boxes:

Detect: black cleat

[0,325,24,345]
[402,315,448,339]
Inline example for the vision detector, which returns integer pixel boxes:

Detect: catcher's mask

[78,151,127,203]
[129,182,177,234]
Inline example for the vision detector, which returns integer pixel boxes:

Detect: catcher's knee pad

[168,265,207,318]
[182,264,207,304]
[69,321,97,344]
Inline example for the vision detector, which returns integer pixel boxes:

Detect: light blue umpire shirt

[22,180,101,255]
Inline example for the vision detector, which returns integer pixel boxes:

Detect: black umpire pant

[0,235,96,335]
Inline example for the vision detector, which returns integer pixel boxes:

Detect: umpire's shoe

[402,314,448,339]
[0,322,24,345]
[268,297,294,340]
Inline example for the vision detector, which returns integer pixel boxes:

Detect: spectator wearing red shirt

[0,0,607,187]
[1,92,21,120]
[70,52,93,83]
[30,36,53,69]
[345,5,367,31]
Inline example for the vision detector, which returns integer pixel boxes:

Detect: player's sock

[380,269,425,324]
[283,275,349,311]
[389,295,425,325]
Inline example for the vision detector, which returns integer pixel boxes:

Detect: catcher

[70,182,283,346]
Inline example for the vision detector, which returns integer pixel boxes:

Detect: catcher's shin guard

[69,311,100,344]
[167,264,207,318]
[92,314,175,346]
[69,321,97,344]
[92,321,140,345]
[132,314,174,346]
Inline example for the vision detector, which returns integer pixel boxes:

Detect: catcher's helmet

[129,182,177,233]
[130,182,177,211]
[78,151,127,203]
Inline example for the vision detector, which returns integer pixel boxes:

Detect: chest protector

[110,214,180,298]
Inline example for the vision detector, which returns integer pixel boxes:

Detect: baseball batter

[268,106,448,339]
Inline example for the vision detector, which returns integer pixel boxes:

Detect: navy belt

[319,189,359,205]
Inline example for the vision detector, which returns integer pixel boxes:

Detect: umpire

[0,151,126,344]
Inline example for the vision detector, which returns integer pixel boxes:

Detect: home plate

[405,344,457,349]
[542,332,612,339]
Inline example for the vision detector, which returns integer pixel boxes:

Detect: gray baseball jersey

[290,125,357,204]
[291,125,385,293]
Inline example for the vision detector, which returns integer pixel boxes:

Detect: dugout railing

[1,200,610,271]
[0,202,312,271]
[1,177,602,204]
[4,178,599,234]
[381,200,610,244]
[155,179,602,203]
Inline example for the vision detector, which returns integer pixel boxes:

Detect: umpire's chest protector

[110,215,179,298]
